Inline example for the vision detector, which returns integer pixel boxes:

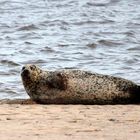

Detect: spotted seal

[21,64,140,104]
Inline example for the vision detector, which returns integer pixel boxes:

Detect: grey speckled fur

[21,64,140,104]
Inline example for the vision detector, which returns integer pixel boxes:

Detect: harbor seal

[21,64,140,104]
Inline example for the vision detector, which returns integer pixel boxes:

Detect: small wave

[18,49,35,55]
[123,31,135,37]
[0,60,20,66]
[19,32,42,40]
[24,41,34,45]
[0,23,10,29]
[98,39,123,46]
[17,24,39,31]
[47,20,69,27]
[0,71,10,76]
[1,88,18,95]
[73,19,114,26]
[87,43,97,49]
[125,58,138,64]
[0,70,17,76]
[127,46,140,51]
[9,69,20,75]
[22,59,47,65]
[73,21,96,26]
[40,46,55,53]
[58,44,69,47]
[86,0,110,7]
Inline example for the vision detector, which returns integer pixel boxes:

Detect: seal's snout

[21,66,30,77]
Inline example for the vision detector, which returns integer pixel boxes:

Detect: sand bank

[0,100,140,140]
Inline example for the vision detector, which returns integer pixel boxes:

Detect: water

[0,0,140,99]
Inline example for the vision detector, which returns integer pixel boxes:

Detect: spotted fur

[21,64,140,104]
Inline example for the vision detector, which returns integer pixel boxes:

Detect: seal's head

[21,64,42,84]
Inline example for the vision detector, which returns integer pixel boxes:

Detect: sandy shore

[0,100,140,140]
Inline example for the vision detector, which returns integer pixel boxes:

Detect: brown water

[0,0,140,99]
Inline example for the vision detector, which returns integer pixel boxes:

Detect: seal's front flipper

[47,72,68,90]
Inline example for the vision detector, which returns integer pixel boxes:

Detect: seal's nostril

[22,69,29,76]
[24,69,29,73]
[22,66,26,71]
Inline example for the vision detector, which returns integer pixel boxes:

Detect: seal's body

[21,64,140,104]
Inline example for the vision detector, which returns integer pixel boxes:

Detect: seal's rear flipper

[136,86,140,94]
[132,86,140,103]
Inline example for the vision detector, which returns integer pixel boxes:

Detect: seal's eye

[22,66,26,71]
[30,65,36,71]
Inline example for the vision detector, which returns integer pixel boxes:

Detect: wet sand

[0,100,140,140]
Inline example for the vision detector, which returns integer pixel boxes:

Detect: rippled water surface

[0,0,140,99]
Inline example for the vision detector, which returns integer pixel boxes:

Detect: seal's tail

[137,86,140,94]
[133,85,140,103]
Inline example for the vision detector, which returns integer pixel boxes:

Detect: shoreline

[0,98,140,105]
[0,99,36,105]
[0,100,140,140]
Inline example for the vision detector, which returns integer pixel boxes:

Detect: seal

[21,64,140,104]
